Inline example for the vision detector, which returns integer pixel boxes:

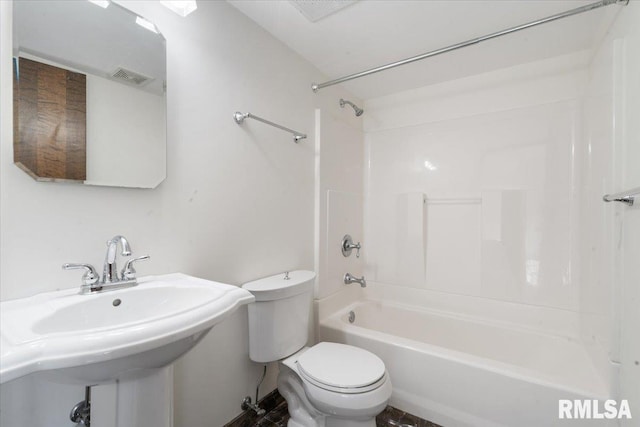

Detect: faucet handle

[121,255,150,280]
[341,235,362,258]
[63,263,99,287]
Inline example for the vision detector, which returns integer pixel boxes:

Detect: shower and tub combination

[310,0,637,426]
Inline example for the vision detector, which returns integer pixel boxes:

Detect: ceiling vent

[288,0,358,23]
[110,67,153,86]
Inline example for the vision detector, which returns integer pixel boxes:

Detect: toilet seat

[296,342,386,394]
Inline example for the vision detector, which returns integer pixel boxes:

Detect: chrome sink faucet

[103,235,131,284]
[63,235,149,294]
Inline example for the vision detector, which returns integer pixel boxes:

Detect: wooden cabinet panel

[13,57,87,181]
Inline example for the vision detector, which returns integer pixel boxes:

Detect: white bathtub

[318,285,612,427]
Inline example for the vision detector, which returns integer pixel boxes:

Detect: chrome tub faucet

[344,273,366,288]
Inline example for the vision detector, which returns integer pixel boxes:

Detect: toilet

[242,270,392,427]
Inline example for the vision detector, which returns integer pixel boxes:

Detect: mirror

[13,0,166,188]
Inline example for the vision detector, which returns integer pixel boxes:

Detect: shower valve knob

[341,234,361,258]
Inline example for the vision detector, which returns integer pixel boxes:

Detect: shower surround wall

[362,50,614,390]
[582,1,640,420]
[364,51,587,306]
[0,1,359,426]
[314,108,364,302]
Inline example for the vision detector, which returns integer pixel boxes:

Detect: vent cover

[288,0,358,23]
[110,67,153,86]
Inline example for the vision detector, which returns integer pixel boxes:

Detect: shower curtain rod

[311,0,628,92]
[234,112,307,143]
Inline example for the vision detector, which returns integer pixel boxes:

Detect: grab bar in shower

[233,112,307,143]
[603,187,640,206]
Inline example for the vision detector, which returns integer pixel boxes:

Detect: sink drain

[348,310,355,323]
[112,299,122,307]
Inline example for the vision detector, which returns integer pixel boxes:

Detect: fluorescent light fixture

[136,16,159,34]
[160,0,197,17]
[88,0,109,8]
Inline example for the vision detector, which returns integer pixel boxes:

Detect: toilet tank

[242,270,315,363]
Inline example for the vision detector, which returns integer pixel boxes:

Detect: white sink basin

[0,273,254,384]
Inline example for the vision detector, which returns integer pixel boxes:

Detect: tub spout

[344,273,366,287]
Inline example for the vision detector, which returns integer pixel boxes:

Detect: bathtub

[317,285,612,427]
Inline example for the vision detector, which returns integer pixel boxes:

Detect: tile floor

[225,390,441,427]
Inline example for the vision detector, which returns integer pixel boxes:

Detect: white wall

[579,7,624,392]
[315,108,364,302]
[0,1,358,425]
[363,52,588,312]
[581,0,640,420]
[617,1,640,419]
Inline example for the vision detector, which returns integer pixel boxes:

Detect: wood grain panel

[13,57,86,181]
[13,57,38,175]
[64,72,87,180]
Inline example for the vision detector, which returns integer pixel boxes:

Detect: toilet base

[278,363,324,426]
[277,355,390,427]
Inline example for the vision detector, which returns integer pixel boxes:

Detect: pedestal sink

[0,273,254,384]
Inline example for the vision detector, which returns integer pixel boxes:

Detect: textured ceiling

[228,0,623,99]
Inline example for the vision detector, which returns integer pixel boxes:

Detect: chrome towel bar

[234,112,307,143]
[603,187,640,206]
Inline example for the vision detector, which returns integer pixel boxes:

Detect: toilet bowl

[278,343,392,427]
[242,271,392,426]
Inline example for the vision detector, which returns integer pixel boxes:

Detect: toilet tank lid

[242,270,316,301]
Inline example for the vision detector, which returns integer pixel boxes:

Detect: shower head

[339,98,363,117]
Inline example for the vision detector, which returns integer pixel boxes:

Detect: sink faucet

[102,235,131,284]
[344,273,366,288]
[63,235,149,294]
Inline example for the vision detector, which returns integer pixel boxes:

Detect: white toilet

[242,270,392,427]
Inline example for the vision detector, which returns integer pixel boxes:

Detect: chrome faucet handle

[63,263,99,287]
[354,242,361,258]
[121,255,150,280]
[341,235,361,258]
